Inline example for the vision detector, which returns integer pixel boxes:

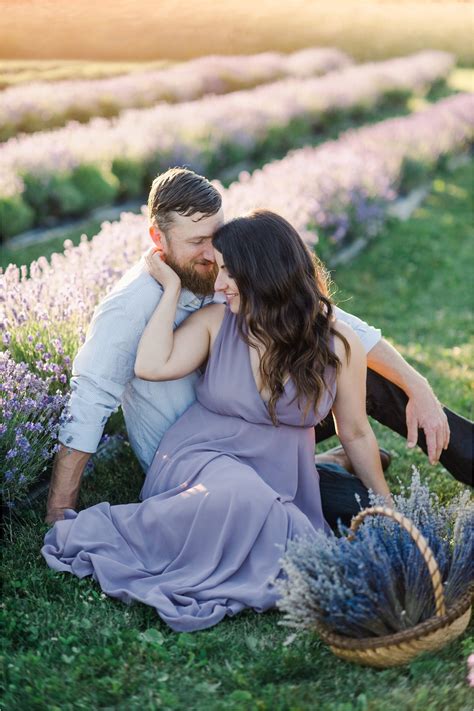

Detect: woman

[42,210,391,632]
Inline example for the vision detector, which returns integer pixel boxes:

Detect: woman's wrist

[162,279,181,297]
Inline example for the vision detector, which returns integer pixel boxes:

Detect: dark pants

[317,369,473,530]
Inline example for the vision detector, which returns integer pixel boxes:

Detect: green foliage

[69,164,120,211]
[0,217,104,274]
[22,173,54,221]
[112,157,147,198]
[0,195,35,242]
[4,71,465,240]
[398,158,433,195]
[22,172,86,221]
[49,174,85,216]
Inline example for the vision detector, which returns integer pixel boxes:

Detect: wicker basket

[314,506,472,668]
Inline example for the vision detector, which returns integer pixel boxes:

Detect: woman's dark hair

[212,209,350,425]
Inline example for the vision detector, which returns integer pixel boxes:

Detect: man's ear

[149,224,165,249]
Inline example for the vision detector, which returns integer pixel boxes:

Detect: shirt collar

[178,288,215,310]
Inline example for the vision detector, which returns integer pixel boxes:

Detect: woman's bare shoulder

[202,302,226,322]
[197,302,226,337]
[332,318,365,363]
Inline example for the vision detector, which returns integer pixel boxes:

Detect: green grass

[0,217,105,274]
[1,164,473,711]
[331,161,473,502]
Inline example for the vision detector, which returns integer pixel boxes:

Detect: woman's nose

[214,272,225,291]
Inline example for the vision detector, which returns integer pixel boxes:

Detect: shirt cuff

[58,422,104,454]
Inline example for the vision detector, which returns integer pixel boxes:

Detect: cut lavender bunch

[275,471,473,638]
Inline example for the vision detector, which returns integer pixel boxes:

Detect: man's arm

[334,306,450,464]
[45,446,91,525]
[45,295,146,524]
[366,338,450,464]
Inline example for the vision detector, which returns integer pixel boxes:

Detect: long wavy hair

[212,210,350,425]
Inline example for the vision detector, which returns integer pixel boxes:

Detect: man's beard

[165,253,217,296]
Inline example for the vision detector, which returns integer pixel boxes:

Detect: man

[45,168,472,526]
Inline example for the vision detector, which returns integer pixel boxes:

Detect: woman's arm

[134,249,224,381]
[332,320,392,502]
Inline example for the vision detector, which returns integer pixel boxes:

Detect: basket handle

[348,506,446,618]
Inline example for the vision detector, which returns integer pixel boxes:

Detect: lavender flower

[0,48,350,139]
[0,351,69,504]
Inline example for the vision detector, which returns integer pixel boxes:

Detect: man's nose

[201,242,215,262]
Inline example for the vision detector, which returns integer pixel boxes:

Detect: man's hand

[366,338,451,466]
[406,383,450,464]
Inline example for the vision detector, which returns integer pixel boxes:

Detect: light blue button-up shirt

[59,256,381,471]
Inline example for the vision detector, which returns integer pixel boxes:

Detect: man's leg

[318,463,370,530]
[315,369,473,486]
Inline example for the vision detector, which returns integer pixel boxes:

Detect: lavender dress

[42,308,336,632]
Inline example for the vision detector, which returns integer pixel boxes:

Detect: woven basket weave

[314,506,472,668]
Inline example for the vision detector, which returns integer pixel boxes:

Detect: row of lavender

[0,51,454,240]
[0,48,350,140]
[1,92,472,503]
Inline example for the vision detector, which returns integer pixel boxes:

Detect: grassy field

[1,1,473,64]
[1,161,472,711]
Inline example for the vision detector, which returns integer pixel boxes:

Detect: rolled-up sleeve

[58,297,144,453]
[334,306,382,353]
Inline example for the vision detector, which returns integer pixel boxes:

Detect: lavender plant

[0,50,454,236]
[0,48,350,140]
[275,471,473,638]
[0,351,70,505]
[1,95,472,381]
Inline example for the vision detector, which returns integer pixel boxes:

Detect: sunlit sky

[1,0,472,61]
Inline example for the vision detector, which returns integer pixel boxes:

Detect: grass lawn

[0,217,106,275]
[1,162,473,710]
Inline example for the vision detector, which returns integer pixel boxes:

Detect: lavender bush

[0,351,70,505]
[223,92,474,244]
[0,51,455,237]
[0,48,350,140]
[275,471,473,638]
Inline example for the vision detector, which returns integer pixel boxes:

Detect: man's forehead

[169,208,224,237]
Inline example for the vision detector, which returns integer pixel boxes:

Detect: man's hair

[148,167,222,234]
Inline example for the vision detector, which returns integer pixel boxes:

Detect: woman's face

[213,249,241,313]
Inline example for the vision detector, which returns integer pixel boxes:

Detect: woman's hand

[145,247,181,291]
